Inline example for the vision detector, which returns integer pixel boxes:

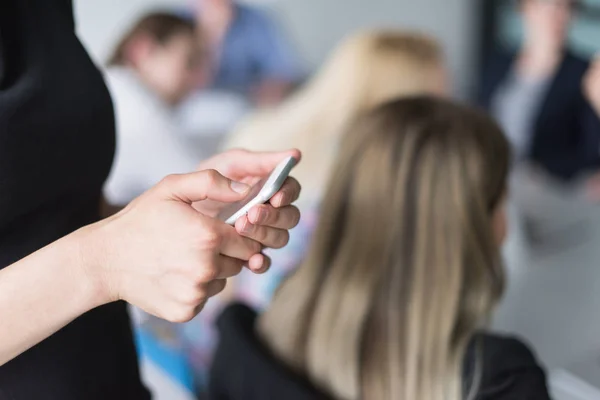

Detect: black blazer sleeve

[579,100,600,171]
[472,334,551,400]
[476,49,513,109]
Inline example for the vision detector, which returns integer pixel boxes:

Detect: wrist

[68,220,117,308]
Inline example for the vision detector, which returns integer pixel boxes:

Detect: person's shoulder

[563,49,592,77]
[476,333,540,368]
[468,333,551,399]
[103,67,147,104]
[235,3,272,24]
[104,66,173,130]
[566,50,590,65]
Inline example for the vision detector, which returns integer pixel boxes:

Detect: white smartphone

[218,156,297,225]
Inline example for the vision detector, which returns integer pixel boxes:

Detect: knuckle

[203,169,222,187]
[255,225,269,243]
[249,239,262,254]
[182,290,205,307]
[210,279,227,296]
[228,261,244,278]
[228,148,245,158]
[272,208,283,225]
[233,262,244,276]
[258,205,274,225]
[194,264,220,283]
[200,228,222,250]
[160,174,181,188]
[168,307,196,323]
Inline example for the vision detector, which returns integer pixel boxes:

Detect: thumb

[158,170,249,204]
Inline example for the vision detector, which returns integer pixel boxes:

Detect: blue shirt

[203,4,301,93]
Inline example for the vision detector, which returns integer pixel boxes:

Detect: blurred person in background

[104,12,209,206]
[208,97,551,400]
[225,31,447,218]
[178,32,448,392]
[479,0,600,187]
[222,30,447,309]
[192,0,302,106]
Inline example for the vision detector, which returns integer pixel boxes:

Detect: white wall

[74,0,479,97]
[74,0,189,64]
[271,0,479,96]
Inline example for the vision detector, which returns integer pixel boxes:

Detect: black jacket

[479,49,600,181]
[206,303,551,400]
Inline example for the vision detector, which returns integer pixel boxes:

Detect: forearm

[0,229,106,366]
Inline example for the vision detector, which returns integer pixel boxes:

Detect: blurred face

[201,0,232,8]
[135,33,206,105]
[521,0,578,46]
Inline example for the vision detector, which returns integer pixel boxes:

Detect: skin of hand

[193,149,302,258]
[79,149,301,323]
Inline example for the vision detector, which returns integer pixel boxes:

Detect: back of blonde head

[259,97,510,400]
[223,31,444,206]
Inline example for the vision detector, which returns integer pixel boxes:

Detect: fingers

[231,185,300,249]
[204,279,227,298]
[245,204,300,229]
[236,216,290,249]
[158,170,249,204]
[216,222,263,261]
[214,149,302,179]
[268,177,301,208]
[247,253,272,274]
[214,255,245,279]
[161,278,227,323]
[190,280,227,317]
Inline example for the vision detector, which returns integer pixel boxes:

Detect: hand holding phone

[217,156,297,225]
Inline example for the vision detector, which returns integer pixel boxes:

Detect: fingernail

[231,181,249,194]
[241,220,254,234]
[257,207,267,223]
[276,190,289,207]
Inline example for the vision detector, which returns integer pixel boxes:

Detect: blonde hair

[258,97,510,400]
[222,30,444,207]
